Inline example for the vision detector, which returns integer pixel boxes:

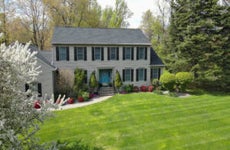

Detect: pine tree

[167,0,230,90]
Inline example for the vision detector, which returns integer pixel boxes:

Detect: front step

[99,86,115,96]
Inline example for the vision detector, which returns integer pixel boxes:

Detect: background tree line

[140,0,229,91]
[0,0,132,50]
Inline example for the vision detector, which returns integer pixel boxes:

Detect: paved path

[58,96,112,110]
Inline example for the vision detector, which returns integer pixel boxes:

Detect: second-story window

[92,47,104,61]
[123,47,134,60]
[74,47,87,61]
[137,47,147,60]
[108,47,119,60]
[56,46,69,61]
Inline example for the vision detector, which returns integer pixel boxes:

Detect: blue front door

[99,69,112,85]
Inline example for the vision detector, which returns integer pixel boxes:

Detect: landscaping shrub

[152,79,160,88]
[148,85,154,92]
[133,86,139,92]
[89,71,98,93]
[114,70,123,92]
[159,73,176,92]
[82,92,90,101]
[67,98,74,104]
[176,72,194,92]
[124,84,134,93]
[140,85,148,92]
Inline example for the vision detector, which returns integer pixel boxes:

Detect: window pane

[125,47,131,60]
[152,68,159,79]
[59,47,67,60]
[77,47,84,60]
[138,68,145,81]
[125,69,131,81]
[139,47,145,59]
[95,47,101,60]
[110,47,116,60]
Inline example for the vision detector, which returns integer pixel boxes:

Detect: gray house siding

[52,45,152,86]
[37,58,56,99]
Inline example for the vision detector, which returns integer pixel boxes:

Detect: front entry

[99,69,112,86]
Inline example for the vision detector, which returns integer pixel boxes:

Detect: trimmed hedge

[160,73,176,91]
[176,72,193,92]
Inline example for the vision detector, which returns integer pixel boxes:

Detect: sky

[97,0,161,28]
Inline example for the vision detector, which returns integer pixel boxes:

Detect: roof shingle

[52,27,151,45]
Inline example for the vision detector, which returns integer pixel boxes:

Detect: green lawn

[36,93,230,150]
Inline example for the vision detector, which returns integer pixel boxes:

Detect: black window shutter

[131,47,134,60]
[92,47,94,61]
[131,69,134,81]
[25,83,29,92]
[123,47,125,60]
[101,47,104,60]
[66,47,69,61]
[38,83,42,97]
[84,47,87,61]
[145,47,147,60]
[56,47,59,61]
[158,68,161,80]
[84,70,87,83]
[144,69,147,81]
[108,47,110,60]
[122,69,125,82]
[137,47,139,60]
[117,47,119,60]
[150,68,153,80]
[74,47,77,61]
[136,69,139,81]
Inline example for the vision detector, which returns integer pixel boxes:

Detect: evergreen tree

[114,70,122,92]
[167,0,230,91]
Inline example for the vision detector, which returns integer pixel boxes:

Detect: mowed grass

[36,93,230,150]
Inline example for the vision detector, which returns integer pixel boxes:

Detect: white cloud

[97,0,161,28]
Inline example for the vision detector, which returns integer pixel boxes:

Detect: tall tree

[168,0,230,90]
[0,0,15,44]
[43,0,102,27]
[17,0,50,50]
[101,0,133,28]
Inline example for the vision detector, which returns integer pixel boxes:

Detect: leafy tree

[114,70,122,92]
[74,68,86,96]
[89,71,98,92]
[101,0,133,28]
[0,42,55,149]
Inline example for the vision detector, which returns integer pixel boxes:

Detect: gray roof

[150,48,164,66]
[29,45,56,69]
[52,27,151,45]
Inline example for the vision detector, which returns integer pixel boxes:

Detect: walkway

[58,96,112,110]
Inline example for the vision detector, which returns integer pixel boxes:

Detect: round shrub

[152,79,160,87]
[176,72,194,92]
[159,73,176,91]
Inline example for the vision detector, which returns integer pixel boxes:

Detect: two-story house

[51,27,164,90]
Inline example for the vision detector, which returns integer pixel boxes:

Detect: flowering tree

[0,41,55,149]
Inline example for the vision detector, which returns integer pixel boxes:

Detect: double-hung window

[123,47,134,60]
[151,68,161,79]
[25,82,42,97]
[136,68,147,81]
[74,47,87,61]
[92,47,104,61]
[123,68,134,82]
[108,47,119,60]
[56,46,69,61]
[137,47,147,60]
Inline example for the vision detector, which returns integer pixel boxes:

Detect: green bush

[152,79,160,88]
[176,72,194,92]
[124,84,134,93]
[159,73,176,92]
[82,92,90,101]
[114,70,122,92]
